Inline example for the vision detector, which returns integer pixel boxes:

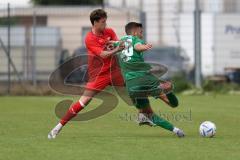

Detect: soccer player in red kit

[48,9,125,139]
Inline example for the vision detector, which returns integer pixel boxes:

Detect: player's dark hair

[125,22,143,35]
[90,9,107,25]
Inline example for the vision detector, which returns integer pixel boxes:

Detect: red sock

[60,101,84,126]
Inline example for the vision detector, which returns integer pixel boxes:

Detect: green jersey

[118,35,152,81]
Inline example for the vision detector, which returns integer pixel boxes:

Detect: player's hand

[143,44,152,50]
[105,43,115,51]
[134,43,152,52]
[116,41,125,51]
[105,40,116,51]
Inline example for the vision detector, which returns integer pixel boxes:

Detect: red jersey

[85,28,119,81]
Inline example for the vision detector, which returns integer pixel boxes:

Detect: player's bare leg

[48,89,98,139]
[158,81,179,108]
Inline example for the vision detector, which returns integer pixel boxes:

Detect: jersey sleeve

[132,36,145,48]
[85,36,103,56]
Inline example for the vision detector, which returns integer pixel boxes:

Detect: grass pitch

[0,94,239,160]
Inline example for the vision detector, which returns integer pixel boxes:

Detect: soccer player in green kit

[117,22,185,137]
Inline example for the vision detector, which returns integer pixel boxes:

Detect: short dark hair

[125,22,142,35]
[90,9,107,25]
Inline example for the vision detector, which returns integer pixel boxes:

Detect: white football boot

[48,123,63,139]
[137,113,156,127]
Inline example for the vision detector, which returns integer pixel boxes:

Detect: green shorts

[126,73,162,109]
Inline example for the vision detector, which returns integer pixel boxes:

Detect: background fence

[1,0,240,95]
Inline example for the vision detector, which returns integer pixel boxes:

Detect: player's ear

[132,30,137,36]
[93,20,98,26]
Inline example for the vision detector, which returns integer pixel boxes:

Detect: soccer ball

[199,121,216,137]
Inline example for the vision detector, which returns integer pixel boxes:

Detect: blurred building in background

[0,26,61,81]
[0,5,139,82]
[0,0,240,89]
[106,0,240,76]
[0,6,139,53]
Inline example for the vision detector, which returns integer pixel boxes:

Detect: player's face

[94,18,107,32]
[134,27,143,39]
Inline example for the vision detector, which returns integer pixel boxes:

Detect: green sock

[166,92,179,107]
[151,113,174,131]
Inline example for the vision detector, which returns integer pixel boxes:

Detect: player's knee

[79,97,92,106]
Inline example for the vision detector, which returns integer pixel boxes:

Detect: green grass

[0,94,240,160]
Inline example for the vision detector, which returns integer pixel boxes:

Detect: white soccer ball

[199,121,216,137]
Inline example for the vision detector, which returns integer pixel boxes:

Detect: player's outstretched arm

[134,44,152,52]
[100,41,125,58]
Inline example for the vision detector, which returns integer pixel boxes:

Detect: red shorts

[85,70,125,91]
